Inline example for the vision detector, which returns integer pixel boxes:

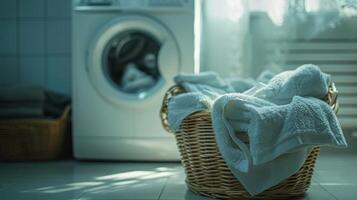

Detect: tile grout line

[157,177,170,200]
[15,0,20,85]
[44,0,49,87]
[316,182,339,200]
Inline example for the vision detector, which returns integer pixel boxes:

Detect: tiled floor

[1,133,357,200]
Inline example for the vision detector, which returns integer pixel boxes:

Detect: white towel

[168,93,213,130]
[168,71,235,130]
[174,71,235,98]
[210,65,346,195]
[168,71,269,130]
[212,96,311,193]
[121,63,155,93]
[256,69,275,84]
[168,64,330,131]
[212,93,346,195]
[226,77,256,93]
[249,64,331,104]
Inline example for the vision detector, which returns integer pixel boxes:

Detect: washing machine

[72,0,197,160]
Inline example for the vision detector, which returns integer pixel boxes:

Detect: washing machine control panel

[74,0,193,11]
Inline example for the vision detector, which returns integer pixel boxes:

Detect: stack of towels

[0,86,70,119]
[167,64,347,195]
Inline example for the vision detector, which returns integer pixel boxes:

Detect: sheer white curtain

[199,0,357,77]
[200,0,249,77]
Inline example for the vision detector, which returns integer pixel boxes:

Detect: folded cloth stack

[0,86,70,119]
[167,64,347,196]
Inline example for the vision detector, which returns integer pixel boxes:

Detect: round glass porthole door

[88,16,180,106]
[104,31,161,95]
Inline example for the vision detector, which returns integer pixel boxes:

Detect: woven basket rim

[160,83,338,134]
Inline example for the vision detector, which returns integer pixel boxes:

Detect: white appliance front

[72,0,195,160]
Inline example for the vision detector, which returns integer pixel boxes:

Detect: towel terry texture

[220,94,347,166]
[168,71,236,130]
[167,64,347,196]
[249,64,331,105]
[0,86,70,118]
[168,71,263,129]
[212,94,347,195]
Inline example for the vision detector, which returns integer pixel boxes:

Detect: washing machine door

[88,15,180,107]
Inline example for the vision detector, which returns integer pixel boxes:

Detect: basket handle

[160,86,185,133]
[325,82,339,113]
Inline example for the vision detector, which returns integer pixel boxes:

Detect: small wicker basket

[160,84,338,199]
[0,106,71,161]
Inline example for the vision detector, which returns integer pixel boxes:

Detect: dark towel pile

[0,86,70,119]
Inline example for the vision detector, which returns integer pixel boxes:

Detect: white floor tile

[1,144,357,200]
[0,178,82,200]
[0,161,75,181]
[313,169,357,185]
[159,168,187,200]
[76,162,180,200]
[321,185,357,200]
[182,191,217,200]
[315,154,357,171]
[73,162,179,180]
[295,185,336,200]
[79,178,166,200]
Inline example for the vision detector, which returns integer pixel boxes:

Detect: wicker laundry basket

[160,84,338,199]
[0,106,71,161]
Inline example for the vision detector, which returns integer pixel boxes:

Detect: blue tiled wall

[0,0,71,96]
